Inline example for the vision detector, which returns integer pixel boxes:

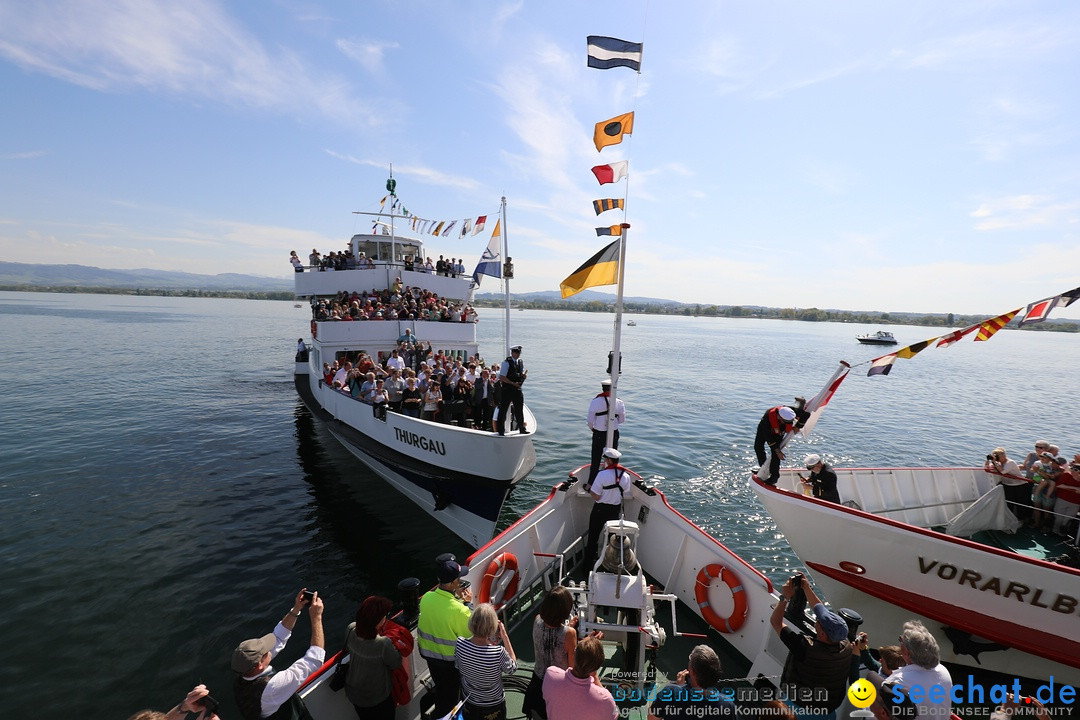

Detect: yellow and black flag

[592,198,624,215]
[593,112,634,151]
[560,239,621,298]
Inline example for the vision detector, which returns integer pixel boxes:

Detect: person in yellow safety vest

[418,558,473,718]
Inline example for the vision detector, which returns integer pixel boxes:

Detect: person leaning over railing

[985,447,1030,523]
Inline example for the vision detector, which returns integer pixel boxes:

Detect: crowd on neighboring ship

[312,287,478,324]
[987,441,1080,540]
[291,248,469,278]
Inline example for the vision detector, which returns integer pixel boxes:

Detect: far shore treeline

[4,283,1075,333]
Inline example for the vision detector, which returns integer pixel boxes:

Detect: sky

[1,0,1079,316]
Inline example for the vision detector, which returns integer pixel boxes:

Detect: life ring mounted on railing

[695,563,748,633]
[478,552,520,610]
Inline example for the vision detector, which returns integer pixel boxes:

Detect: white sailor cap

[510,345,522,352]
[602,447,622,460]
[778,406,796,422]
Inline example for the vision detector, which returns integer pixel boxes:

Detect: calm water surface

[0,292,1074,718]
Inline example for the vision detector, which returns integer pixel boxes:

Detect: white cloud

[336,38,398,75]
[0,0,380,127]
[970,195,1080,230]
[2,150,49,160]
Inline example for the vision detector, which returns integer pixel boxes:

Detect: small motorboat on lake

[855,330,896,345]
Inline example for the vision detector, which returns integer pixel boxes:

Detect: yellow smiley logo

[847,678,876,708]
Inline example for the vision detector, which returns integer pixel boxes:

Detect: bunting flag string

[364,194,498,242]
[974,309,1020,341]
[848,285,1079,378]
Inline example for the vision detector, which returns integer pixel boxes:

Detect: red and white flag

[472,216,487,235]
[591,161,629,185]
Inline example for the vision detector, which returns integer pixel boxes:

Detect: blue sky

[1,1,1078,316]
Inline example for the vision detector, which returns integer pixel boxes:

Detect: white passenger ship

[293,199,535,548]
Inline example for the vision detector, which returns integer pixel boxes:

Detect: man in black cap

[496,345,527,435]
[418,557,474,717]
[232,589,325,720]
[770,575,852,714]
[586,379,626,484]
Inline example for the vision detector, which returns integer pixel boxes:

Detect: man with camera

[232,588,326,720]
[770,574,852,715]
[985,447,1029,522]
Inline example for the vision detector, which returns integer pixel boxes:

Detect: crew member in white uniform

[585,448,631,566]
[586,379,626,484]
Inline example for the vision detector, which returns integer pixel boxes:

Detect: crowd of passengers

[323,344,501,429]
[290,247,468,276]
[986,440,1080,541]
[312,285,478,323]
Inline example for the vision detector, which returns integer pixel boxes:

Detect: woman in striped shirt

[454,603,517,720]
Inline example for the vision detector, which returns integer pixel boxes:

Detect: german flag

[592,198,624,215]
[560,239,620,298]
[594,112,634,151]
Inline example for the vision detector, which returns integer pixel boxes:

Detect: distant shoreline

[4,285,1076,333]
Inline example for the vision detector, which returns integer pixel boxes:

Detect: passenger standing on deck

[587,380,626,484]
[454,603,517,720]
[418,558,473,718]
[496,345,527,435]
[770,574,852,715]
[231,589,326,720]
[799,454,840,504]
[522,586,580,720]
[985,447,1030,522]
[754,405,797,484]
[585,448,631,567]
[542,636,618,720]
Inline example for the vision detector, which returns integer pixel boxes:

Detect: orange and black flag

[560,239,621,298]
[594,112,634,151]
[592,198,625,215]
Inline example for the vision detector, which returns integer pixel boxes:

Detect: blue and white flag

[472,232,502,284]
[587,35,643,71]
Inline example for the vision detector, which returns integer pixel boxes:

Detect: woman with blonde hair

[454,603,517,720]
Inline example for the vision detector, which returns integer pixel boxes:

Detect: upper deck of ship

[294,231,473,301]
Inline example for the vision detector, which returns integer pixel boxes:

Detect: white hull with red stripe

[752,467,1080,687]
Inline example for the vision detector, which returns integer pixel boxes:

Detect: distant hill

[0,262,290,292]
[475,289,686,305]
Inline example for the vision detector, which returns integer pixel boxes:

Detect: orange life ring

[310,319,317,339]
[478,552,520,609]
[695,564,748,633]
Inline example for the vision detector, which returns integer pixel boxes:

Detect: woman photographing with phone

[454,603,517,720]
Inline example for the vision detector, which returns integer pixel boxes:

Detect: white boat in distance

[293,206,535,548]
[297,466,791,720]
[752,466,1080,687]
[855,330,897,345]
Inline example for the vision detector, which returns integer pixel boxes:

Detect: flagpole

[386,165,397,264]
[605,223,630,451]
[501,196,511,355]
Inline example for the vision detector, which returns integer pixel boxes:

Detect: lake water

[0,291,1074,718]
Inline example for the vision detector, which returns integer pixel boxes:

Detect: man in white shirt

[332,362,350,389]
[585,448,631,566]
[882,621,953,718]
[586,379,626,484]
[386,349,406,372]
[232,589,326,720]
